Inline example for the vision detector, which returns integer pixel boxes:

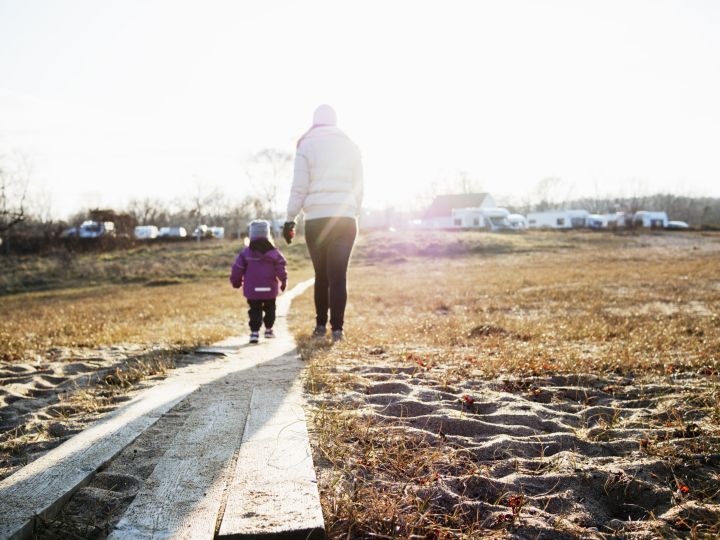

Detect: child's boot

[249,331,259,344]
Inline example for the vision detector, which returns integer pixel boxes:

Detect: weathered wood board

[217,383,325,540]
[0,382,196,540]
[107,380,253,540]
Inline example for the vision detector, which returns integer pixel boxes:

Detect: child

[230,220,288,343]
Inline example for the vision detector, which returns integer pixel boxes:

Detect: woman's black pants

[304,217,357,331]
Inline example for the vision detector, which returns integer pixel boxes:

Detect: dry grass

[1,281,245,361]
[0,238,310,295]
[290,230,720,538]
[0,242,313,361]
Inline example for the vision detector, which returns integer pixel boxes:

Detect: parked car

[158,226,187,238]
[78,221,115,239]
[209,226,225,239]
[193,225,225,239]
[134,225,159,240]
[193,225,209,239]
[666,220,689,229]
[60,227,78,238]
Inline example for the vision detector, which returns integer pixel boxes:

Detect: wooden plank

[217,383,326,540]
[108,379,254,540]
[0,382,196,540]
[109,279,320,540]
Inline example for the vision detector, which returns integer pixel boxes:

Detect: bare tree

[0,154,31,251]
[127,197,169,226]
[245,149,293,219]
[533,177,562,211]
[27,188,54,225]
[455,170,484,194]
[187,179,226,239]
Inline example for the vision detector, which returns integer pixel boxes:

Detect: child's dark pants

[304,217,357,332]
[247,299,276,332]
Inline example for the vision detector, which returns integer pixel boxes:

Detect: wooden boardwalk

[0,279,325,540]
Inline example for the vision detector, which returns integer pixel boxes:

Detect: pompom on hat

[248,219,270,240]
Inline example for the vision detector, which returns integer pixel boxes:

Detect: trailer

[508,214,527,230]
[158,226,187,238]
[587,212,628,229]
[633,211,668,229]
[526,210,589,229]
[451,207,512,231]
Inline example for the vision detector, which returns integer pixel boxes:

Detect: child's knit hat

[248,220,270,240]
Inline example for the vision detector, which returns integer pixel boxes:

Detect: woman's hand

[282,221,296,244]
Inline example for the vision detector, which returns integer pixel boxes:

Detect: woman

[284,104,363,341]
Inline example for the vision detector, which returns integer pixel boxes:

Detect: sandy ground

[307,353,720,538]
[0,344,187,481]
[1,345,241,539]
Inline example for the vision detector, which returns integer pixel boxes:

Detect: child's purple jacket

[230,247,287,300]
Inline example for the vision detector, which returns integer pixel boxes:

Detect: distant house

[422,193,496,229]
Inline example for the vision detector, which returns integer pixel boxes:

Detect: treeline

[510,193,720,227]
[1,193,275,255]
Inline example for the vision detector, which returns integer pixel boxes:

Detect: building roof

[424,193,491,218]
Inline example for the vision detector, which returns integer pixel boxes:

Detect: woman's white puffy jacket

[286,126,363,222]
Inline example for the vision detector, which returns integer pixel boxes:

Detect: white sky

[1,0,719,218]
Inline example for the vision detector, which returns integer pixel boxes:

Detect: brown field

[1,230,719,538]
[289,230,720,539]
